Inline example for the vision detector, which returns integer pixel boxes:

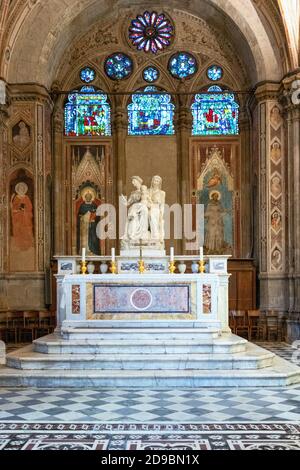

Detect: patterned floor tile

[0,422,299,451]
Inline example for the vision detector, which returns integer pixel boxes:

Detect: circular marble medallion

[130,288,153,311]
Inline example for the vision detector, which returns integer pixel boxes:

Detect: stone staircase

[1,325,300,387]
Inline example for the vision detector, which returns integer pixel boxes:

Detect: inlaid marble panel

[93,284,190,314]
[72,285,80,314]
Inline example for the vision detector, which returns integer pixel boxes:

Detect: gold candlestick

[110,261,117,274]
[81,260,87,275]
[199,260,206,274]
[138,259,145,274]
[169,261,176,274]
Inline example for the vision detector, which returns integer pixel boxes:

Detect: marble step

[6,343,275,370]
[61,327,221,341]
[33,334,247,355]
[62,320,222,329]
[0,356,300,387]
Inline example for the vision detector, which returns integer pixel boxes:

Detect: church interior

[0,0,300,454]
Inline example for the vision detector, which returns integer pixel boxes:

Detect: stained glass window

[191,86,239,135]
[143,66,159,82]
[168,52,197,79]
[128,86,175,135]
[104,53,133,80]
[80,67,96,83]
[129,11,174,53]
[64,86,111,136]
[207,65,223,81]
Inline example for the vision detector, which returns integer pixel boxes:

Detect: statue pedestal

[119,249,167,273]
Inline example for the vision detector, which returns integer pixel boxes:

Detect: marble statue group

[121,175,165,250]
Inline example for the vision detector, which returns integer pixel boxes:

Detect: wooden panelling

[228,259,256,310]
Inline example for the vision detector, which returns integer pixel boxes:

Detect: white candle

[200,246,203,262]
[82,247,86,262]
[170,247,174,262]
[111,247,115,262]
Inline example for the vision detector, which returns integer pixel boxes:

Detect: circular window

[104,53,133,80]
[207,65,223,81]
[168,52,197,79]
[80,67,96,83]
[129,11,174,54]
[143,66,160,83]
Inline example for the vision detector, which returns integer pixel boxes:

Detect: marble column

[254,83,288,313]
[282,74,300,341]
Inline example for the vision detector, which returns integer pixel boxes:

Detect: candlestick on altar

[111,247,115,262]
[170,247,174,262]
[81,247,87,274]
[200,246,204,262]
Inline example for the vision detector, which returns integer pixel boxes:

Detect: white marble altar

[54,255,231,332]
[2,255,300,388]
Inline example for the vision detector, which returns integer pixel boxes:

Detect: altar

[56,256,230,333]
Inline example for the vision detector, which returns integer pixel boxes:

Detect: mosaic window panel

[64,86,111,136]
[143,66,159,83]
[191,86,239,135]
[80,67,96,83]
[168,52,197,79]
[104,53,133,80]
[128,86,175,136]
[207,65,223,81]
[129,11,174,54]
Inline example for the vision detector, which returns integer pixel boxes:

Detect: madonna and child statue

[121,175,165,253]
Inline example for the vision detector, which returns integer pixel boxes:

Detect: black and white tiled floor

[1,342,300,450]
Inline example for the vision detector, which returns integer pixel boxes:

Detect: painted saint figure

[13,121,30,148]
[204,191,228,253]
[11,182,34,251]
[76,188,101,255]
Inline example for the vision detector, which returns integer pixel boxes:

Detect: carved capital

[112,107,128,132]
[53,110,64,133]
[255,82,281,103]
[175,107,193,131]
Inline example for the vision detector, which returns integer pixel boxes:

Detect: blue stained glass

[128,86,175,135]
[168,52,197,79]
[64,86,111,136]
[207,65,223,81]
[191,87,239,135]
[143,66,159,82]
[80,67,96,83]
[104,53,133,80]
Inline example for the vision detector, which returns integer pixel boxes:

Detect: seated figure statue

[121,175,165,251]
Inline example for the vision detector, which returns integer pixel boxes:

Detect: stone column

[112,98,127,245]
[0,104,8,310]
[282,74,300,341]
[2,84,53,310]
[176,87,193,254]
[239,108,252,258]
[52,107,64,255]
[254,83,288,313]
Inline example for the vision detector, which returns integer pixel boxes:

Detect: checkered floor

[0,342,299,423]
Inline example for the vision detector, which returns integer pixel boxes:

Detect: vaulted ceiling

[0,0,297,88]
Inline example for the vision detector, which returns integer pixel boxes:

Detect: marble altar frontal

[58,271,227,327]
